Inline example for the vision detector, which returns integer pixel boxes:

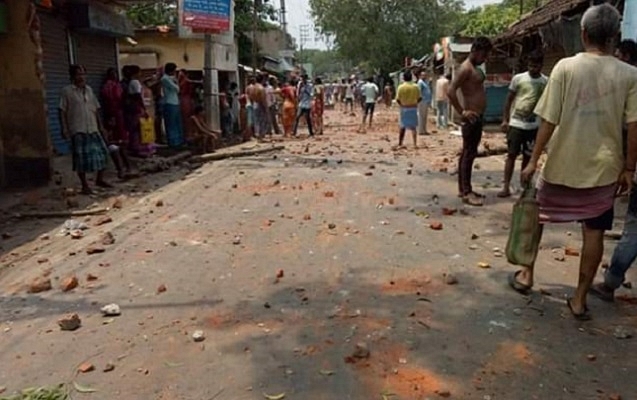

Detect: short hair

[445,73,452,80]
[472,36,493,53]
[581,3,621,47]
[526,50,544,65]
[618,39,637,64]
[69,65,85,79]
[403,70,413,81]
[367,76,374,82]
[129,65,141,75]
[194,105,204,115]
[315,77,323,85]
[164,62,177,75]
[255,74,264,84]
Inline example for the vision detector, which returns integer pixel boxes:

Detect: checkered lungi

[71,132,109,173]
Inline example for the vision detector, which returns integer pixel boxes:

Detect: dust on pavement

[0,106,635,400]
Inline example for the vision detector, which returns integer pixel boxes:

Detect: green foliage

[461,4,518,37]
[461,0,540,37]
[309,0,465,73]
[0,384,69,400]
[126,0,177,28]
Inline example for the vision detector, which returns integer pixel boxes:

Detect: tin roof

[495,0,590,43]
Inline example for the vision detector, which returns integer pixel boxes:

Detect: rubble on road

[58,314,81,331]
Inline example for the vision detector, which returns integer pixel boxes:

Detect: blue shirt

[418,79,432,104]
[161,74,180,105]
[297,82,314,109]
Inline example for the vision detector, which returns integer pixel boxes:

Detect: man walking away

[266,76,282,136]
[293,74,314,137]
[435,74,450,129]
[395,71,421,149]
[251,74,269,140]
[60,65,111,195]
[498,51,548,198]
[344,78,355,115]
[448,36,493,207]
[590,39,637,302]
[417,71,432,135]
[510,4,637,320]
[360,77,379,133]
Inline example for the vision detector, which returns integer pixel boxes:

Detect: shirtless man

[249,74,269,140]
[244,77,256,140]
[447,36,493,206]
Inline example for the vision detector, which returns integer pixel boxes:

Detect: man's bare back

[251,84,267,107]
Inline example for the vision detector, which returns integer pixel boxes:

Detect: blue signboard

[182,0,232,31]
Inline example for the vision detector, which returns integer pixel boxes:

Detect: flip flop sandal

[462,196,484,207]
[470,191,486,198]
[508,271,532,295]
[566,298,591,321]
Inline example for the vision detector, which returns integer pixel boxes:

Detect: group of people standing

[242,73,326,140]
[440,4,637,320]
[59,61,214,194]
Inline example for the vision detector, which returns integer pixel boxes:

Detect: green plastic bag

[506,185,542,267]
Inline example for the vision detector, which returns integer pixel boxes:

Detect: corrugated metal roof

[496,0,590,43]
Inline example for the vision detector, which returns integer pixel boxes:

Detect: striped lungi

[71,132,109,173]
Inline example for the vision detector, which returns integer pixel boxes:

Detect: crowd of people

[56,2,637,321]
[444,4,637,320]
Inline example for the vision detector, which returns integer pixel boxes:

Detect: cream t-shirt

[534,53,637,188]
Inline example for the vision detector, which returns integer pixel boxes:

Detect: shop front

[39,0,132,155]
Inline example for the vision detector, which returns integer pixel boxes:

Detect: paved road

[0,108,635,400]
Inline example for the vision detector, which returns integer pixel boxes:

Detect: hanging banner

[182,0,232,32]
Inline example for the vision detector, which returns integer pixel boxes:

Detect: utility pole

[519,0,524,17]
[279,0,287,36]
[252,0,259,73]
[298,24,310,64]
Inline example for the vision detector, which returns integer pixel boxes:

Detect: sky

[278,0,502,50]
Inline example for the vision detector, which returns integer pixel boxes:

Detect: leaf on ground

[164,362,184,368]
[319,369,335,376]
[72,382,97,393]
[263,393,286,400]
[1,384,69,400]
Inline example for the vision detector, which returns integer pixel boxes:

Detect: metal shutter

[39,10,71,155]
[74,34,117,97]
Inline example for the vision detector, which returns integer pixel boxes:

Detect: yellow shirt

[395,82,420,107]
[534,53,637,188]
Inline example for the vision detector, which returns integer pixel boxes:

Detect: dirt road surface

[1,106,635,400]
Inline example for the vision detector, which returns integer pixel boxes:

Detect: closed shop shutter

[39,10,71,155]
[74,34,117,97]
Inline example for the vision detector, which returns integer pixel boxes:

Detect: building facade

[0,0,132,187]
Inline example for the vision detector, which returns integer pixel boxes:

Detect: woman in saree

[280,79,297,137]
[311,77,325,135]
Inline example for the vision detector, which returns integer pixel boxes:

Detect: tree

[309,0,465,73]
[461,0,540,37]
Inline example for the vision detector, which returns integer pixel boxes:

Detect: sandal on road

[463,194,484,207]
[566,298,591,321]
[508,271,532,295]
